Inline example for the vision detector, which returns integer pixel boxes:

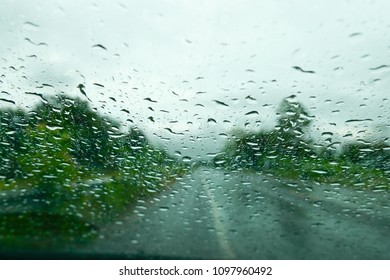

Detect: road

[81,167,390,259]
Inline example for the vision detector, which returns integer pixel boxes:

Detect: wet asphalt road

[83,167,390,259]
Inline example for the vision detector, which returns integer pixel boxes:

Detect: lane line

[202,176,236,259]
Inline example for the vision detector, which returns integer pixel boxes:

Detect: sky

[1,0,389,159]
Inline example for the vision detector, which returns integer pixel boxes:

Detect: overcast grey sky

[1,0,389,158]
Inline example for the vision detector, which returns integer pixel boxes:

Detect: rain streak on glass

[0,0,389,260]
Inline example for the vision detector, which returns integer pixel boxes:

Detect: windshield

[0,0,389,260]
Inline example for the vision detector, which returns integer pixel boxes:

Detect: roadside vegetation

[214,96,390,191]
[0,94,188,249]
[0,92,388,249]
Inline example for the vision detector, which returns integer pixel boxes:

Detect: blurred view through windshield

[0,0,389,259]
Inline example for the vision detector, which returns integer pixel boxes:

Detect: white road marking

[202,177,236,259]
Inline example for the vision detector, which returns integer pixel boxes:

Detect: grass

[216,155,389,191]
[0,161,189,250]
[260,157,390,191]
[0,212,97,250]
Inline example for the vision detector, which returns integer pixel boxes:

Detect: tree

[275,96,314,158]
[17,123,80,186]
[214,97,316,171]
[276,95,312,135]
[340,140,390,170]
[32,95,119,170]
[0,108,30,179]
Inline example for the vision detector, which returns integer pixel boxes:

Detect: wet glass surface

[0,0,389,259]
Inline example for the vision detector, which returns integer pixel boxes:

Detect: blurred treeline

[214,96,390,190]
[0,94,188,247]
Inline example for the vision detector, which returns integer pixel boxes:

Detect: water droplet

[92,44,107,50]
[345,118,373,123]
[369,65,389,71]
[144,97,157,103]
[245,110,259,116]
[213,100,229,107]
[321,132,334,137]
[46,125,63,131]
[23,21,40,28]
[0,98,15,104]
[349,32,362,37]
[311,170,328,175]
[182,156,192,163]
[292,66,315,73]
